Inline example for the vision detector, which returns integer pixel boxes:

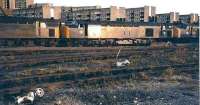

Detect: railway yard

[0,43,199,105]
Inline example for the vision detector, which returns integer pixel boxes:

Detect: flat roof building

[0,0,3,7]
[13,3,61,19]
[15,0,34,9]
[126,6,156,22]
[0,0,13,16]
[61,6,101,20]
[179,13,199,24]
[62,6,126,21]
[156,12,179,23]
[1,0,15,9]
[62,6,101,12]
[0,0,33,9]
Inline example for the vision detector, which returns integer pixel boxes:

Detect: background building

[61,6,101,20]
[0,0,3,7]
[179,14,199,24]
[156,12,179,23]
[0,0,33,9]
[1,0,15,9]
[0,0,14,16]
[13,3,61,19]
[62,6,126,21]
[126,6,156,22]
[15,0,34,9]
[62,6,101,12]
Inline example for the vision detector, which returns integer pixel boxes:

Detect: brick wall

[0,23,36,38]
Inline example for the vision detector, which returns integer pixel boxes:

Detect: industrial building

[0,20,64,38]
[66,22,161,38]
[0,23,36,38]
[66,21,193,39]
[0,20,198,39]
[126,6,156,22]
[0,1,199,39]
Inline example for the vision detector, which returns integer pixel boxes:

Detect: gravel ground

[0,45,198,105]
[30,73,199,105]
[2,73,198,105]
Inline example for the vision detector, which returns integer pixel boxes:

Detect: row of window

[126,9,144,13]
[14,14,43,18]
[128,14,144,17]
[157,15,170,18]
[73,17,110,21]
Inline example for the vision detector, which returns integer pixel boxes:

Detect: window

[49,29,55,37]
[77,15,81,17]
[96,14,101,16]
[79,24,84,28]
[166,31,172,37]
[145,28,154,37]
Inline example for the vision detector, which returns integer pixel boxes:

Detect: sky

[34,0,200,14]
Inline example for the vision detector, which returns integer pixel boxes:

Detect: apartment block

[0,0,3,7]
[0,0,33,9]
[179,13,199,24]
[13,3,61,19]
[126,6,156,22]
[62,6,101,12]
[62,6,126,21]
[156,12,179,23]
[1,0,15,9]
[15,0,34,9]
[61,6,101,20]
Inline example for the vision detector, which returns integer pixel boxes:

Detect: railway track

[0,46,174,62]
[0,52,133,72]
[0,63,197,94]
[0,45,192,57]
[0,44,198,95]
[0,46,195,70]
